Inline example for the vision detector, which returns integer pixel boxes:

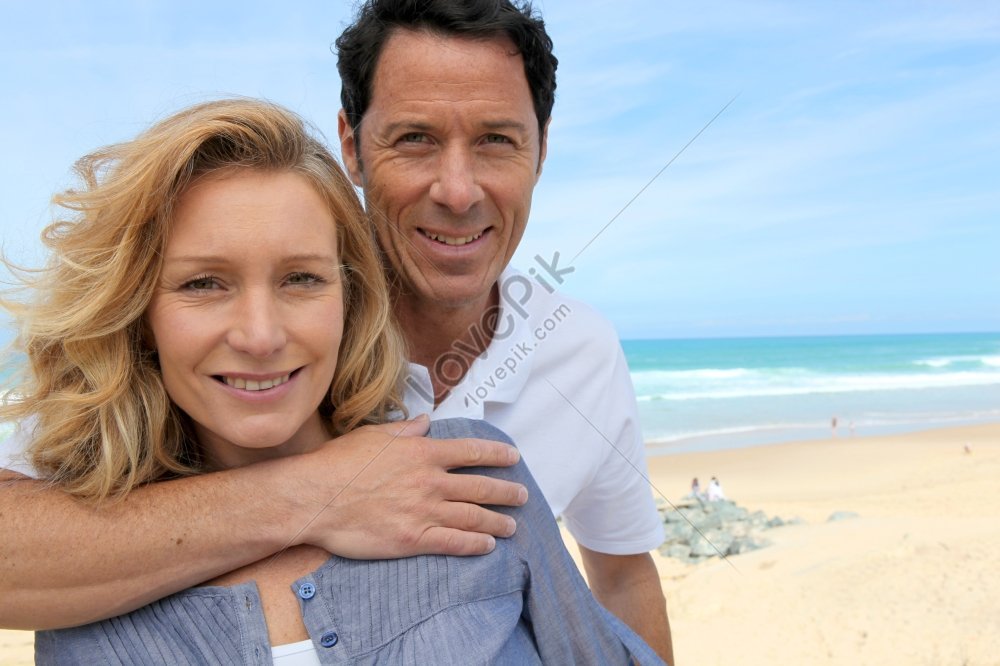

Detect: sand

[565,422,1000,665]
[4,423,998,665]
[0,628,31,666]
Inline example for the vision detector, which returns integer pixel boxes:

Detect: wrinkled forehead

[372,27,527,99]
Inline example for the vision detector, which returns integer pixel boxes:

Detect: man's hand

[0,414,526,629]
[284,415,529,558]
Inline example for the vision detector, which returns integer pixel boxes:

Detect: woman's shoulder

[34,581,263,665]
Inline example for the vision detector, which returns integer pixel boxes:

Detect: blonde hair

[1,98,406,502]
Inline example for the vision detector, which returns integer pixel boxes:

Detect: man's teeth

[223,374,291,391]
[423,231,484,246]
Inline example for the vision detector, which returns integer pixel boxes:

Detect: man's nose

[428,145,485,214]
[226,290,286,358]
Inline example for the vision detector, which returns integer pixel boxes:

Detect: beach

[0,628,31,666]
[569,422,1000,665]
[4,422,998,665]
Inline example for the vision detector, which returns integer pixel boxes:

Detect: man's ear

[536,117,550,180]
[338,109,364,187]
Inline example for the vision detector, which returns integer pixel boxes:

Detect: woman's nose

[226,290,287,357]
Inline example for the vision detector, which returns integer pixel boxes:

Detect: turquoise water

[623,332,1000,453]
[6,333,999,452]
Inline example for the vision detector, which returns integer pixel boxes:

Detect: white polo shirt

[0,421,32,477]
[403,267,664,556]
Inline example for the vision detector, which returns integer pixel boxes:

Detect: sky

[1,1,998,340]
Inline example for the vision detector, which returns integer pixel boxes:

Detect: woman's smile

[146,170,346,468]
[218,372,294,392]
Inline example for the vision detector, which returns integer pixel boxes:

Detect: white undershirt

[271,639,321,665]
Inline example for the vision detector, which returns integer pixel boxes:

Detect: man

[0,0,671,660]
[334,1,671,658]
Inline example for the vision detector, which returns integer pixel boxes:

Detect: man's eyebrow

[481,119,530,134]
[381,119,531,135]
[382,120,434,136]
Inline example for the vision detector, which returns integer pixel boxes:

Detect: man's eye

[182,276,219,291]
[400,132,428,143]
[484,134,511,144]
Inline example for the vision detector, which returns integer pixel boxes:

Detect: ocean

[623,332,1000,454]
[4,332,998,454]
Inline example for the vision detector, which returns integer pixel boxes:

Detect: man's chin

[395,273,498,310]
[426,283,498,312]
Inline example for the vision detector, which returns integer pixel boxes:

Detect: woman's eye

[286,272,323,285]
[182,276,219,291]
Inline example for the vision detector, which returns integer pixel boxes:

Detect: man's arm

[580,547,674,665]
[0,417,527,630]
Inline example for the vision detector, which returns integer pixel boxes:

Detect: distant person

[831,416,839,437]
[707,476,727,502]
[688,477,703,500]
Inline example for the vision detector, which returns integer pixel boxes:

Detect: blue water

[623,332,1000,454]
[6,332,999,452]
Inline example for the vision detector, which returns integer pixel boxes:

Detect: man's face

[339,29,547,311]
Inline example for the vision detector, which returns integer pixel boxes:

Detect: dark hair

[336,0,557,138]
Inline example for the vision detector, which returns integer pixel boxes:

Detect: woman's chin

[193,411,330,468]
[202,431,317,469]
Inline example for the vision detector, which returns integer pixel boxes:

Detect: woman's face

[147,170,345,468]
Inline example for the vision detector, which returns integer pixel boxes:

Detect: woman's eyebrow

[162,253,339,264]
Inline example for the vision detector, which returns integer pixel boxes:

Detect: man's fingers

[432,498,518,538]
[424,438,520,469]
[439,471,528,508]
[297,425,529,560]
[417,526,498,557]
[358,424,520,473]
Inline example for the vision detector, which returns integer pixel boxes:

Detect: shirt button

[320,631,339,648]
[297,583,316,600]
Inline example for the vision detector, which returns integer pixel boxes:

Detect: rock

[728,536,767,556]
[727,521,751,538]
[689,534,721,558]
[713,500,749,522]
[662,507,690,524]
[748,510,769,527]
[827,511,860,522]
[656,495,797,564]
[663,521,695,542]
[702,529,734,556]
[679,507,707,525]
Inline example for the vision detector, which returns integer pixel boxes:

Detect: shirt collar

[403,267,537,418]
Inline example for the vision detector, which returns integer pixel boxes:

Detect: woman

[2,99,662,664]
